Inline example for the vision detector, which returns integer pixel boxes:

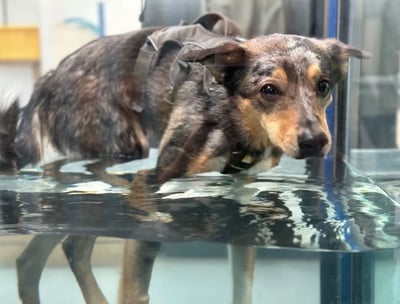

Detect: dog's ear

[317,39,371,81]
[180,42,246,83]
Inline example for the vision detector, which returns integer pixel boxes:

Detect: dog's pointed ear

[317,39,371,81]
[180,42,246,83]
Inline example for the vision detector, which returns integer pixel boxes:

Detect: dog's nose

[298,131,329,157]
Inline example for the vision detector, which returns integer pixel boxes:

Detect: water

[1,153,400,303]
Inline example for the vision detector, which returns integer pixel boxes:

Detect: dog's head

[181,34,369,159]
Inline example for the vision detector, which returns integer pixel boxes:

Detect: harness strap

[221,148,263,174]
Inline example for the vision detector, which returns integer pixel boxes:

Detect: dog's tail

[0,94,19,172]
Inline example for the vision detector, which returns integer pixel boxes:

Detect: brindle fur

[0,21,369,304]
[15,27,159,168]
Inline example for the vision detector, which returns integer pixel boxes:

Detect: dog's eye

[260,84,281,100]
[317,79,331,97]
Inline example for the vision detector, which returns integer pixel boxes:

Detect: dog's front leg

[16,234,65,304]
[119,239,161,304]
[228,245,257,304]
[227,175,260,304]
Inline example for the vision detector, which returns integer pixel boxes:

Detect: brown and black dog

[0,13,368,304]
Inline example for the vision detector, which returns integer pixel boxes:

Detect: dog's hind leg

[118,239,161,304]
[228,245,256,304]
[62,235,108,304]
[16,234,64,304]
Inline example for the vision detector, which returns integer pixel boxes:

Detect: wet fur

[15,27,159,168]
[0,22,369,304]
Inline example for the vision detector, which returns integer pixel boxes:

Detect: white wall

[0,0,39,24]
[103,0,142,35]
[0,0,142,106]
[39,0,142,73]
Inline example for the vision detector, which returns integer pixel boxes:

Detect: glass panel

[347,0,399,149]
[345,0,400,231]
[344,1,400,303]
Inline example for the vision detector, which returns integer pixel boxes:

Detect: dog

[0,13,368,304]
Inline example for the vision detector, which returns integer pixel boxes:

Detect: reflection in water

[0,156,399,251]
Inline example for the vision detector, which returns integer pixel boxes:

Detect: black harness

[133,13,243,101]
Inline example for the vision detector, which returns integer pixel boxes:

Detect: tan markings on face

[316,110,332,154]
[307,64,332,108]
[271,67,288,82]
[260,108,300,158]
[236,98,271,151]
[325,94,333,108]
[306,64,322,82]
[307,65,332,153]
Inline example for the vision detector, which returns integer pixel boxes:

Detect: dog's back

[7,19,240,171]
[15,27,159,168]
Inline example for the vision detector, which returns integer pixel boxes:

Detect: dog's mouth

[293,149,329,160]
